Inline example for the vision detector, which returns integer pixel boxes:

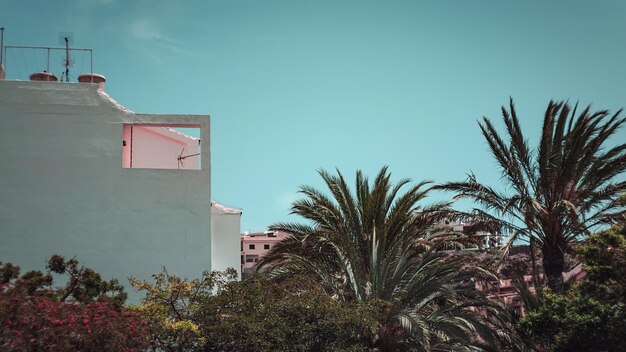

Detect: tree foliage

[130,268,225,352]
[0,256,149,351]
[0,255,126,306]
[576,224,626,302]
[132,268,375,352]
[440,99,626,292]
[520,225,626,351]
[256,167,518,351]
[47,255,127,306]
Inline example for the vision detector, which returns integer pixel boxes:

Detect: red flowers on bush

[0,291,151,351]
[0,258,152,351]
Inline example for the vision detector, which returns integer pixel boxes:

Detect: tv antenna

[177,147,200,169]
[1,27,5,71]
[59,32,74,82]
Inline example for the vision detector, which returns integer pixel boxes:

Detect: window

[240,255,244,264]
[122,124,201,169]
[264,244,270,250]
[246,255,258,263]
[249,244,255,250]
[240,242,243,251]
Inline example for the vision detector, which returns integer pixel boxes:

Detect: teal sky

[2,0,625,231]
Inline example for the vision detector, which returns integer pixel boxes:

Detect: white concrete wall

[0,80,211,302]
[210,203,242,278]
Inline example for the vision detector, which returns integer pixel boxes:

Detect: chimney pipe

[29,72,58,81]
[78,73,106,91]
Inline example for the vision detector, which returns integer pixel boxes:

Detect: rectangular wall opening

[122,124,201,170]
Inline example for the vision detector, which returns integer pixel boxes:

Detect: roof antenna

[0,27,5,79]
[59,32,74,82]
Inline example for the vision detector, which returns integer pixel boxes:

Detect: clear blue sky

[2,0,625,231]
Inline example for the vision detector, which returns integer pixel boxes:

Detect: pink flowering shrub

[0,259,152,351]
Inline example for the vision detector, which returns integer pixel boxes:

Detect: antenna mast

[0,27,5,79]
[63,36,70,82]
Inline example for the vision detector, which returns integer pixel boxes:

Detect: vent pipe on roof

[78,73,106,91]
[29,72,58,82]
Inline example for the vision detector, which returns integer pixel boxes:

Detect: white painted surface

[0,80,212,302]
[211,202,242,278]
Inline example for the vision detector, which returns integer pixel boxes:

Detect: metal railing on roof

[2,45,93,81]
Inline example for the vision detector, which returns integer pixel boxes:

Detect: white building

[0,75,241,300]
[439,219,502,249]
[211,201,243,275]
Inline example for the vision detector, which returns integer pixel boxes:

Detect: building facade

[240,230,291,274]
[0,77,239,300]
[440,219,502,249]
[212,201,243,276]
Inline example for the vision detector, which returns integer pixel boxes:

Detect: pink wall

[122,125,200,169]
[241,231,291,272]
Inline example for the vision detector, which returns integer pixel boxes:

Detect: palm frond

[440,99,626,292]
[257,167,512,350]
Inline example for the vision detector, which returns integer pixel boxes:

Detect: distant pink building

[240,231,291,274]
[476,263,586,316]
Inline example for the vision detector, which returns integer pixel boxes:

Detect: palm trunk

[542,244,565,293]
[529,238,540,290]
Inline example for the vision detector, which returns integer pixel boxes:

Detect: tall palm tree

[256,167,515,351]
[440,99,626,292]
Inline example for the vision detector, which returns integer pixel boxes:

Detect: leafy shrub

[0,256,151,351]
[132,269,375,352]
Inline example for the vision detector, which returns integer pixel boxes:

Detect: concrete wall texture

[0,80,212,301]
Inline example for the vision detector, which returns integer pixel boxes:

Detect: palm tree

[256,167,515,351]
[440,99,626,292]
